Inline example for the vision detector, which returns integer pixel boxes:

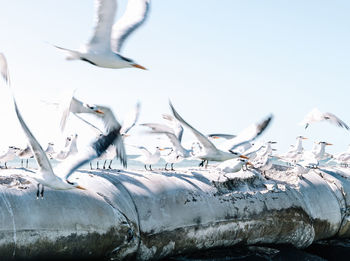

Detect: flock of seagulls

[0,0,349,200]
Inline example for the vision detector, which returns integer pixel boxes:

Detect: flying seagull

[55,0,150,69]
[300,108,349,130]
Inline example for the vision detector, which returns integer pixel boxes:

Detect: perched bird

[217,158,253,173]
[300,141,333,168]
[169,102,248,168]
[17,145,34,168]
[282,136,307,163]
[44,142,56,159]
[333,145,350,165]
[161,148,183,171]
[0,53,125,198]
[0,146,20,169]
[300,108,349,130]
[134,146,162,171]
[55,0,149,69]
[54,134,79,161]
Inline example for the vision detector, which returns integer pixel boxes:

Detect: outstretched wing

[0,54,54,176]
[111,0,150,52]
[87,0,117,52]
[219,115,273,152]
[323,112,349,130]
[169,102,218,154]
[120,102,141,135]
[162,114,184,141]
[207,133,236,140]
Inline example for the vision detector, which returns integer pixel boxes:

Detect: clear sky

[0,0,349,154]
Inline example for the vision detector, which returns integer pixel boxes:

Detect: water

[4,156,201,171]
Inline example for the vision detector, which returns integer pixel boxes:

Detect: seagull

[217,115,273,153]
[55,0,150,69]
[169,102,249,168]
[17,145,34,168]
[161,147,184,171]
[282,136,307,163]
[0,146,20,169]
[44,142,56,159]
[300,141,333,168]
[53,134,79,161]
[300,108,349,130]
[217,158,253,173]
[0,53,125,198]
[333,145,350,165]
[134,146,162,171]
[59,94,128,168]
[60,91,105,132]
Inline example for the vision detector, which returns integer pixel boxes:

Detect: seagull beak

[132,64,147,70]
[326,143,333,146]
[95,109,104,114]
[76,185,86,190]
[212,136,220,139]
[302,137,308,140]
[123,134,130,137]
[239,155,249,159]
[159,148,165,151]
[246,161,254,167]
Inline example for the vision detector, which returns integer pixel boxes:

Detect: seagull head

[118,54,147,70]
[66,180,86,190]
[297,136,308,140]
[84,104,104,114]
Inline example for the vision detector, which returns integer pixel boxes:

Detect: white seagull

[134,146,162,171]
[0,53,123,198]
[300,108,349,130]
[55,0,150,70]
[0,146,20,169]
[169,102,249,168]
[17,145,34,168]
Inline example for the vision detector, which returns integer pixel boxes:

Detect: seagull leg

[26,159,29,168]
[164,163,168,171]
[199,160,204,167]
[144,165,148,171]
[171,163,175,171]
[21,159,23,168]
[36,183,40,199]
[97,161,100,169]
[149,165,153,171]
[5,162,7,169]
[90,162,93,170]
[103,160,107,169]
[40,185,44,199]
[108,160,113,169]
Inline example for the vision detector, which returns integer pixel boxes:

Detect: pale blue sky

[0,0,349,154]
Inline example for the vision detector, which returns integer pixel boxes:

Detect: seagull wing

[219,115,273,152]
[322,112,349,130]
[93,106,127,166]
[0,53,54,177]
[0,53,9,85]
[207,133,236,140]
[169,102,218,154]
[120,102,141,135]
[162,114,184,141]
[111,0,150,53]
[141,123,187,155]
[56,127,122,180]
[87,0,117,52]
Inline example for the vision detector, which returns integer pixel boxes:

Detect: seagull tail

[52,45,80,60]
